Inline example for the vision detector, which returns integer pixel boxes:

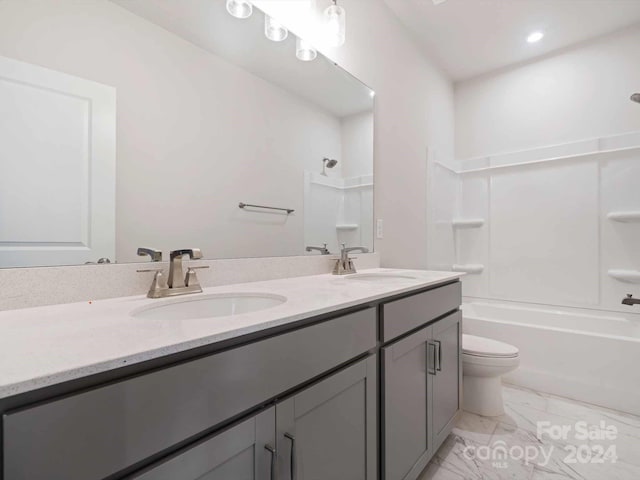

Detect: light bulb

[226,0,253,19]
[265,15,288,42]
[296,37,317,62]
[324,1,345,47]
[527,31,544,43]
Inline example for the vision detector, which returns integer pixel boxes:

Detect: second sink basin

[132,293,287,321]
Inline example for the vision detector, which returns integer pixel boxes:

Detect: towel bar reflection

[238,202,294,214]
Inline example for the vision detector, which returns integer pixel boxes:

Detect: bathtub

[462,300,640,416]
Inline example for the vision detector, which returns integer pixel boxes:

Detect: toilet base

[463,375,505,417]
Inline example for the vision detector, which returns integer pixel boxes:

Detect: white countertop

[0,268,461,399]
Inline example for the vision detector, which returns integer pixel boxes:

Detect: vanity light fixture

[265,15,288,42]
[324,0,346,47]
[526,31,544,43]
[296,37,317,61]
[226,0,253,19]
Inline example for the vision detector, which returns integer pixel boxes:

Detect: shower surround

[428,131,640,414]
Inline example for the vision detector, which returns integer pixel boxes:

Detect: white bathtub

[462,300,640,416]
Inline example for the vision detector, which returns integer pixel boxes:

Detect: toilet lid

[462,334,519,358]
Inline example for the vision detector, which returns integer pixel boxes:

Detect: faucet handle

[137,247,163,262]
[185,265,209,288]
[137,268,168,298]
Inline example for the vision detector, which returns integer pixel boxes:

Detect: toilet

[462,334,520,417]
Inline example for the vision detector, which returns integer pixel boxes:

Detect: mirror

[0,0,374,268]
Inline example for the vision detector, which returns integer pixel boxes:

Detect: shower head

[631,93,640,104]
[323,158,338,168]
[321,157,338,176]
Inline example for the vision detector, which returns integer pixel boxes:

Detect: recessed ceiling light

[432,0,447,5]
[527,31,544,43]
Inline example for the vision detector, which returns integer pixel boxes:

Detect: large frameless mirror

[0,0,374,268]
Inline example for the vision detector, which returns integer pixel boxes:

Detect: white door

[0,55,115,267]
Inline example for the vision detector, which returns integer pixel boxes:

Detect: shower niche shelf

[608,270,640,284]
[336,224,359,231]
[452,218,485,229]
[607,211,640,223]
[452,264,484,274]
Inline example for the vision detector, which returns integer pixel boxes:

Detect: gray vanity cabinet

[382,327,434,480]
[381,285,462,480]
[1,281,462,480]
[431,311,462,448]
[3,308,376,480]
[276,355,377,480]
[133,355,377,480]
[132,408,276,480]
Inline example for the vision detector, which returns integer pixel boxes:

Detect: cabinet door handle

[427,341,436,375]
[434,340,442,372]
[265,445,276,480]
[284,432,296,480]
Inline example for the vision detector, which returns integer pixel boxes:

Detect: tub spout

[622,294,640,306]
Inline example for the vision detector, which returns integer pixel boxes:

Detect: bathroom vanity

[0,3,463,478]
[0,269,462,480]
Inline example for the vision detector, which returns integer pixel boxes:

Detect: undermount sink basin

[132,293,287,321]
[345,273,418,282]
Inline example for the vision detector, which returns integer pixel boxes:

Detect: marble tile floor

[419,384,640,480]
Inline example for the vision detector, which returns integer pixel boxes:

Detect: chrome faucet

[306,243,331,255]
[168,248,203,288]
[332,243,369,275]
[137,247,163,262]
[622,294,640,306]
[137,248,209,298]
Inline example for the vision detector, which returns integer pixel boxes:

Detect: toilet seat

[462,334,519,358]
[462,352,520,368]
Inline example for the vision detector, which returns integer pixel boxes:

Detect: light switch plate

[376,219,383,239]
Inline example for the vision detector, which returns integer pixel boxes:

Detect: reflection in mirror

[0,0,374,268]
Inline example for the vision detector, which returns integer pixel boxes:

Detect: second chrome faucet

[333,244,369,275]
[137,247,209,298]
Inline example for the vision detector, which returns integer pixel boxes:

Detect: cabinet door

[431,311,462,449]
[276,356,377,480]
[382,326,434,480]
[131,408,275,480]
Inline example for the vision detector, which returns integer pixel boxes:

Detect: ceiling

[383,0,640,81]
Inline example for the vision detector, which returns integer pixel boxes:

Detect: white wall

[455,26,640,159]
[258,0,456,269]
[337,0,455,269]
[0,0,345,263]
